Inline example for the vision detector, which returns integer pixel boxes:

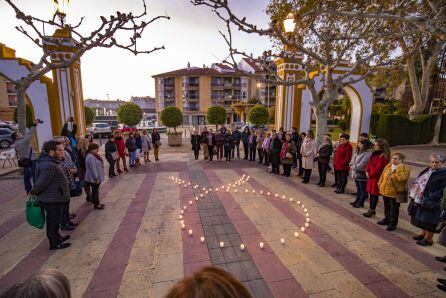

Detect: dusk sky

[0,0,273,100]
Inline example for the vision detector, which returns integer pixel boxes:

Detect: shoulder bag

[390,176,408,203]
[18,148,33,167]
[26,195,45,229]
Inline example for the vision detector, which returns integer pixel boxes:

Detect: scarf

[410,168,434,203]
[90,151,103,164]
[280,141,289,159]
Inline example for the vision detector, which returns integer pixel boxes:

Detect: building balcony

[184,97,199,102]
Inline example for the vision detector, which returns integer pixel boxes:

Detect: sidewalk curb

[392,144,446,149]
[0,168,20,178]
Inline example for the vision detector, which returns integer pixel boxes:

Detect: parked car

[0,128,14,149]
[87,122,112,137]
[0,122,16,131]
[1,121,18,131]
[241,124,268,132]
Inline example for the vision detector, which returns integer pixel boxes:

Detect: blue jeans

[24,160,36,193]
[129,151,137,166]
[355,179,368,206]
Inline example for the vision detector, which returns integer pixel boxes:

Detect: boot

[363,210,376,218]
[377,219,389,225]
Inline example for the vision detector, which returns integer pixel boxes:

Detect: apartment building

[0,75,17,121]
[152,61,275,126]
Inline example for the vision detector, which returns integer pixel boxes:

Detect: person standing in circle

[85,143,105,210]
[363,139,390,218]
[104,134,118,178]
[151,128,161,161]
[113,130,128,173]
[300,130,317,184]
[191,130,201,160]
[377,152,410,231]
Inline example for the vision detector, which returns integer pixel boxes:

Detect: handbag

[390,176,408,203]
[407,199,417,216]
[70,180,83,197]
[111,151,120,160]
[26,195,45,229]
[155,140,162,147]
[18,148,33,168]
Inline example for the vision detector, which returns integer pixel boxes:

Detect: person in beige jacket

[300,130,317,183]
[378,152,410,231]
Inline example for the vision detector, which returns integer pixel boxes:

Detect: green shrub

[84,106,95,126]
[117,102,143,127]
[375,114,436,146]
[206,106,227,128]
[370,113,380,135]
[268,106,275,125]
[160,106,183,131]
[248,105,269,126]
[338,120,347,131]
[440,114,446,143]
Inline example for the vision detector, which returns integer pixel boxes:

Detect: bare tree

[319,0,446,119]
[0,0,169,133]
[192,0,402,144]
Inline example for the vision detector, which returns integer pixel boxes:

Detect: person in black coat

[30,140,71,250]
[316,134,333,187]
[232,127,242,159]
[269,132,282,174]
[409,154,446,246]
[241,127,251,160]
[248,131,257,161]
[191,130,201,160]
[151,128,161,161]
[291,127,299,168]
[104,134,118,178]
[206,129,216,161]
[60,117,77,146]
[224,131,234,162]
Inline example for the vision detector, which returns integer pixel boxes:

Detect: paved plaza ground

[0,145,446,297]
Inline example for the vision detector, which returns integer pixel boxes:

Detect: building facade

[152,61,275,126]
[0,75,17,121]
[84,96,156,120]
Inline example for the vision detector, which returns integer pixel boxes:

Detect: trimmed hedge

[370,113,380,135]
[441,114,446,143]
[375,114,437,146]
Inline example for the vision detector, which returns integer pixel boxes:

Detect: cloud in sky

[0,0,272,100]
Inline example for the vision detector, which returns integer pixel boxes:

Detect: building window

[183,115,190,125]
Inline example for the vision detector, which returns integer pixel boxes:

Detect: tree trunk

[432,113,443,145]
[16,86,27,134]
[314,106,328,146]
[407,41,443,119]
[406,55,424,119]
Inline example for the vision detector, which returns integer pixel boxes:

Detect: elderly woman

[377,152,410,231]
[85,143,105,210]
[409,154,446,246]
[281,134,297,177]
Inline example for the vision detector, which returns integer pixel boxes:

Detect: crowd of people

[192,125,446,244]
[13,118,163,251]
[8,118,446,293]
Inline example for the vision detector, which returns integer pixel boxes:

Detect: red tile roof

[242,58,264,72]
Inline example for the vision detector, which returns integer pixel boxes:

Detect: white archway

[297,76,373,144]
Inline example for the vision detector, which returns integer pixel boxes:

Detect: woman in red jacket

[333,134,353,194]
[113,130,128,174]
[363,139,390,217]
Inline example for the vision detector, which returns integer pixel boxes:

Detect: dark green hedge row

[375,114,437,146]
[441,114,446,143]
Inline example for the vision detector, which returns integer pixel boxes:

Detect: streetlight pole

[267,81,270,108]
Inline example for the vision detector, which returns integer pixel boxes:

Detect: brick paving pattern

[0,151,445,297]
